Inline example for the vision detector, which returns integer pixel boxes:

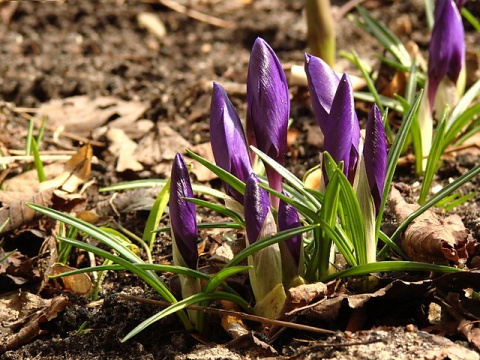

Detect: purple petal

[244,173,270,244]
[210,82,252,203]
[278,198,301,266]
[323,73,360,182]
[246,38,289,194]
[428,0,465,107]
[304,53,340,132]
[363,105,387,213]
[170,153,198,270]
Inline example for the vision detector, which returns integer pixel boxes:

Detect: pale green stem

[306,0,336,67]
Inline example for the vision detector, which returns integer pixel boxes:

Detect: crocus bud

[170,154,198,270]
[418,0,465,171]
[170,154,201,321]
[353,105,387,264]
[326,74,360,183]
[244,173,285,318]
[304,54,360,183]
[428,0,465,112]
[246,38,289,208]
[304,53,340,130]
[278,197,304,288]
[210,82,252,204]
[363,105,387,214]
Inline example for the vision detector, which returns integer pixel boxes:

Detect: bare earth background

[0,0,480,359]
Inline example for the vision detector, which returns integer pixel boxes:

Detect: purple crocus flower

[244,173,272,245]
[325,74,360,183]
[278,198,302,267]
[246,38,289,208]
[210,82,252,203]
[363,105,387,214]
[427,0,465,109]
[170,153,198,270]
[304,54,360,183]
[304,53,340,130]
[244,173,284,313]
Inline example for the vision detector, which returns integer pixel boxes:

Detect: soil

[0,0,480,359]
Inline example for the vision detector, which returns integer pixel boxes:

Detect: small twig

[157,0,235,29]
[119,294,336,335]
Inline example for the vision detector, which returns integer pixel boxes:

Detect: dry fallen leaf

[36,96,148,137]
[0,293,67,354]
[389,186,475,264]
[0,188,55,234]
[106,128,144,172]
[187,142,216,181]
[39,143,93,193]
[51,264,92,295]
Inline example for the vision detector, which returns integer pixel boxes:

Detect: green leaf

[377,91,423,239]
[100,179,225,199]
[25,204,192,327]
[186,149,246,197]
[250,146,322,210]
[185,197,245,226]
[349,51,384,114]
[225,225,319,268]
[49,263,212,281]
[258,183,321,222]
[419,111,448,204]
[121,291,252,342]
[203,266,251,293]
[462,7,480,33]
[445,102,480,149]
[31,138,46,183]
[353,92,403,113]
[354,6,411,67]
[323,261,462,282]
[143,178,171,249]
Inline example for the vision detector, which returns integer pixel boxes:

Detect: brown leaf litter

[389,185,476,265]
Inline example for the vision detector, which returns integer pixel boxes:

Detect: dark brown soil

[0,0,479,359]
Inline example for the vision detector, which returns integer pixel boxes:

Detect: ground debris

[0,294,67,354]
[287,327,480,360]
[389,186,475,264]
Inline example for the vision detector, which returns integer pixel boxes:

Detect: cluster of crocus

[305,54,387,264]
[209,37,386,315]
[418,0,466,170]
[209,38,300,318]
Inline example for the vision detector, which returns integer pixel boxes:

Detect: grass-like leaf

[143,178,170,249]
[31,138,46,182]
[349,50,384,114]
[25,203,195,327]
[225,225,319,268]
[354,6,411,67]
[250,146,322,210]
[186,149,246,197]
[419,112,448,204]
[376,91,423,242]
[185,197,245,226]
[462,7,480,33]
[323,261,462,282]
[121,291,252,342]
[354,92,403,113]
[49,263,212,281]
[100,179,226,199]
